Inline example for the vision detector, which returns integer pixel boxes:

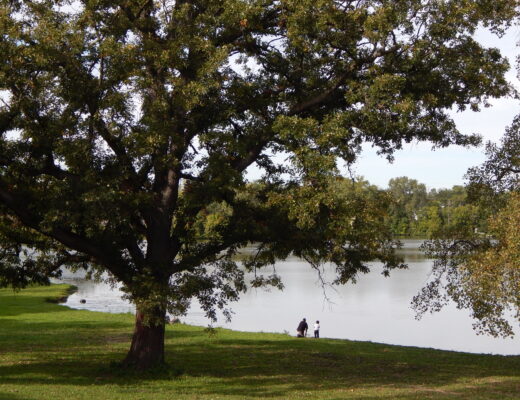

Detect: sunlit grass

[0,285,519,399]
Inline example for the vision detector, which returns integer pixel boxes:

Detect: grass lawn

[0,285,519,400]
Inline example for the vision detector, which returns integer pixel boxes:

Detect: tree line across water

[384,177,485,239]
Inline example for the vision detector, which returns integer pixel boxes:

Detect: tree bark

[123,306,166,369]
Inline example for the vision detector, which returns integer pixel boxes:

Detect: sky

[351,28,520,190]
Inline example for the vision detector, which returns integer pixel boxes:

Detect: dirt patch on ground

[408,385,462,396]
[104,334,131,344]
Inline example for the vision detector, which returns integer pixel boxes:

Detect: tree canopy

[0,0,517,368]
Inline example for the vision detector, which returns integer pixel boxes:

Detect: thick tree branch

[180,172,203,182]
[230,139,270,173]
[92,116,137,175]
[0,182,132,282]
[23,156,80,181]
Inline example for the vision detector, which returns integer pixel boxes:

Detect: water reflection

[57,239,520,355]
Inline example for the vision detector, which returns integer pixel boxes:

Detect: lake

[57,239,520,355]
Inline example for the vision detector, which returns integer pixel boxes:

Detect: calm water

[58,240,520,355]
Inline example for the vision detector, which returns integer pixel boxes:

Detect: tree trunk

[123,306,166,369]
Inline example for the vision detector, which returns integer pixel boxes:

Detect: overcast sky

[351,28,520,190]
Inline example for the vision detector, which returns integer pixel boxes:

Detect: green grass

[0,285,519,399]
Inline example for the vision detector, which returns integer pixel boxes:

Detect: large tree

[0,0,517,368]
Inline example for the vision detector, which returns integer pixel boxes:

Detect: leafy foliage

[387,177,428,236]
[0,0,517,365]
[413,118,520,337]
[384,177,485,238]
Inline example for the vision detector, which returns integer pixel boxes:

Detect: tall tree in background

[0,0,517,368]
[387,177,428,236]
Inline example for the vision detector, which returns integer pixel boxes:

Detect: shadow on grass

[166,337,520,382]
[1,325,519,399]
[0,392,30,400]
[0,356,518,399]
[0,300,73,317]
[0,319,206,356]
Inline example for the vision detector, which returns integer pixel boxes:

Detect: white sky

[351,27,520,190]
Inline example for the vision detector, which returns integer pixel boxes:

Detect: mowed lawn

[0,285,519,400]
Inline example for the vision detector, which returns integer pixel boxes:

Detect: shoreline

[45,283,78,303]
[53,283,520,358]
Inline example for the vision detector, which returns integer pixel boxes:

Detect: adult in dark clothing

[296,318,308,337]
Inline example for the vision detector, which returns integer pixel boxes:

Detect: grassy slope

[0,285,519,400]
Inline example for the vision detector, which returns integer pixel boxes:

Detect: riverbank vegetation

[1,285,519,400]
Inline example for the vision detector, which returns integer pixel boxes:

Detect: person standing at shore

[314,320,320,338]
[296,318,308,337]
